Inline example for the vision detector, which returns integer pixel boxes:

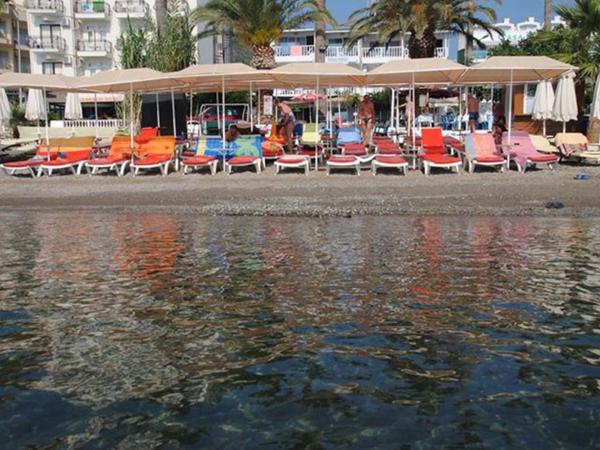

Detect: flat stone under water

[0,213,599,448]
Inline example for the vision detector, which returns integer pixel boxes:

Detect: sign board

[263,95,273,116]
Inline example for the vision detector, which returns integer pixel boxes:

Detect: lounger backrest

[337,127,362,146]
[502,131,538,157]
[465,133,497,159]
[226,135,263,158]
[421,128,445,154]
[109,135,134,158]
[197,137,225,157]
[139,136,175,157]
[555,132,587,147]
[57,150,91,162]
[530,135,557,153]
[138,127,158,140]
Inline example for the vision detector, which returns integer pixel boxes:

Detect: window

[523,83,537,115]
[42,61,63,74]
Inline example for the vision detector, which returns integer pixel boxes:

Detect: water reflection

[0,213,599,448]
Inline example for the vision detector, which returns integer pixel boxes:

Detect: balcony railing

[114,0,147,15]
[274,45,314,58]
[363,46,409,60]
[29,36,66,51]
[325,46,359,58]
[435,47,449,58]
[77,39,112,53]
[75,0,109,14]
[26,0,64,12]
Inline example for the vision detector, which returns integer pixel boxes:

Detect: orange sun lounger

[419,128,462,175]
[131,136,176,176]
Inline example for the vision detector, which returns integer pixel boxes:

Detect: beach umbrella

[461,56,576,142]
[532,80,555,136]
[590,72,600,143]
[0,88,10,123]
[64,93,83,120]
[25,88,46,121]
[553,72,578,133]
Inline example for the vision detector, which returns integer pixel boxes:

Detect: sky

[329,0,576,25]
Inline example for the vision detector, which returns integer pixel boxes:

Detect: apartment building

[457,16,567,64]
[0,1,30,73]
[24,0,222,76]
[274,27,452,68]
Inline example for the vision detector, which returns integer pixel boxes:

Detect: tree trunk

[465,0,474,65]
[408,29,436,59]
[155,0,168,29]
[251,45,276,70]
[314,0,326,63]
[544,0,553,30]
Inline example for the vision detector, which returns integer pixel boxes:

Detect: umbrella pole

[155,92,161,134]
[170,87,176,137]
[189,89,193,137]
[508,70,514,144]
[337,97,341,128]
[94,93,98,140]
[490,84,494,131]
[129,83,134,151]
[43,87,50,161]
[543,119,546,137]
[412,72,416,150]
[390,88,395,134]
[222,76,226,170]
[315,75,320,171]
[249,81,253,132]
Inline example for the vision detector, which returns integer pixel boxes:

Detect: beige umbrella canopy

[270,63,365,87]
[366,58,468,86]
[459,56,576,84]
[170,63,273,88]
[0,72,78,91]
[76,68,183,93]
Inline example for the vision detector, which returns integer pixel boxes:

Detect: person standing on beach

[468,93,480,133]
[275,99,295,153]
[358,94,376,147]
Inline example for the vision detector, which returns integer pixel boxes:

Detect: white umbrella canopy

[64,93,83,120]
[532,80,555,136]
[0,88,10,123]
[553,72,578,132]
[25,88,46,121]
[367,58,467,85]
[0,72,77,91]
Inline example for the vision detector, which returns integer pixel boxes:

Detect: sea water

[0,213,599,448]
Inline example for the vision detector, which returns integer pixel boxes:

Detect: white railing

[114,0,147,14]
[274,45,315,58]
[63,119,126,128]
[435,47,449,58]
[326,46,359,58]
[363,46,409,60]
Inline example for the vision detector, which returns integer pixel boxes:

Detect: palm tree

[544,0,553,29]
[348,0,501,61]
[189,0,336,69]
[315,0,326,63]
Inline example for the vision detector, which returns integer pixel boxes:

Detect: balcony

[77,39,111,57]
[29,36,66,52]
[26,0,64,13]
[274,45,314,63]
[435,47,449,58]
[114,0,147,18]
[362,46,409,63]
[75,1,110,19]
[325,46,359,63]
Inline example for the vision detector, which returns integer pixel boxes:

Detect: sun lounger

[530,135,559,154]
[262,141,285,165]
[223,136,263,174]
[326,155,361,175]
[181,155,218,175]
[463,133,507,173]
[134,127,158,145]
[274,155,310,175]
[555,132,600,163]
[300,123,324,164]
[131,136,175,176]
[419,128,462,175]
[1,137,93,177]
[371,155,408,175]
[85,135,133,176]
[502,131,559,173]
[374,139,402,155]
[39,150,92,176]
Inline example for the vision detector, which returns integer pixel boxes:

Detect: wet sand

[1,164,600,217]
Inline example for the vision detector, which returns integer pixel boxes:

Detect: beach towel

[465,133,499,160]
[502,131,554,169]
[554,133,588,158]
[337,127,362,146]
